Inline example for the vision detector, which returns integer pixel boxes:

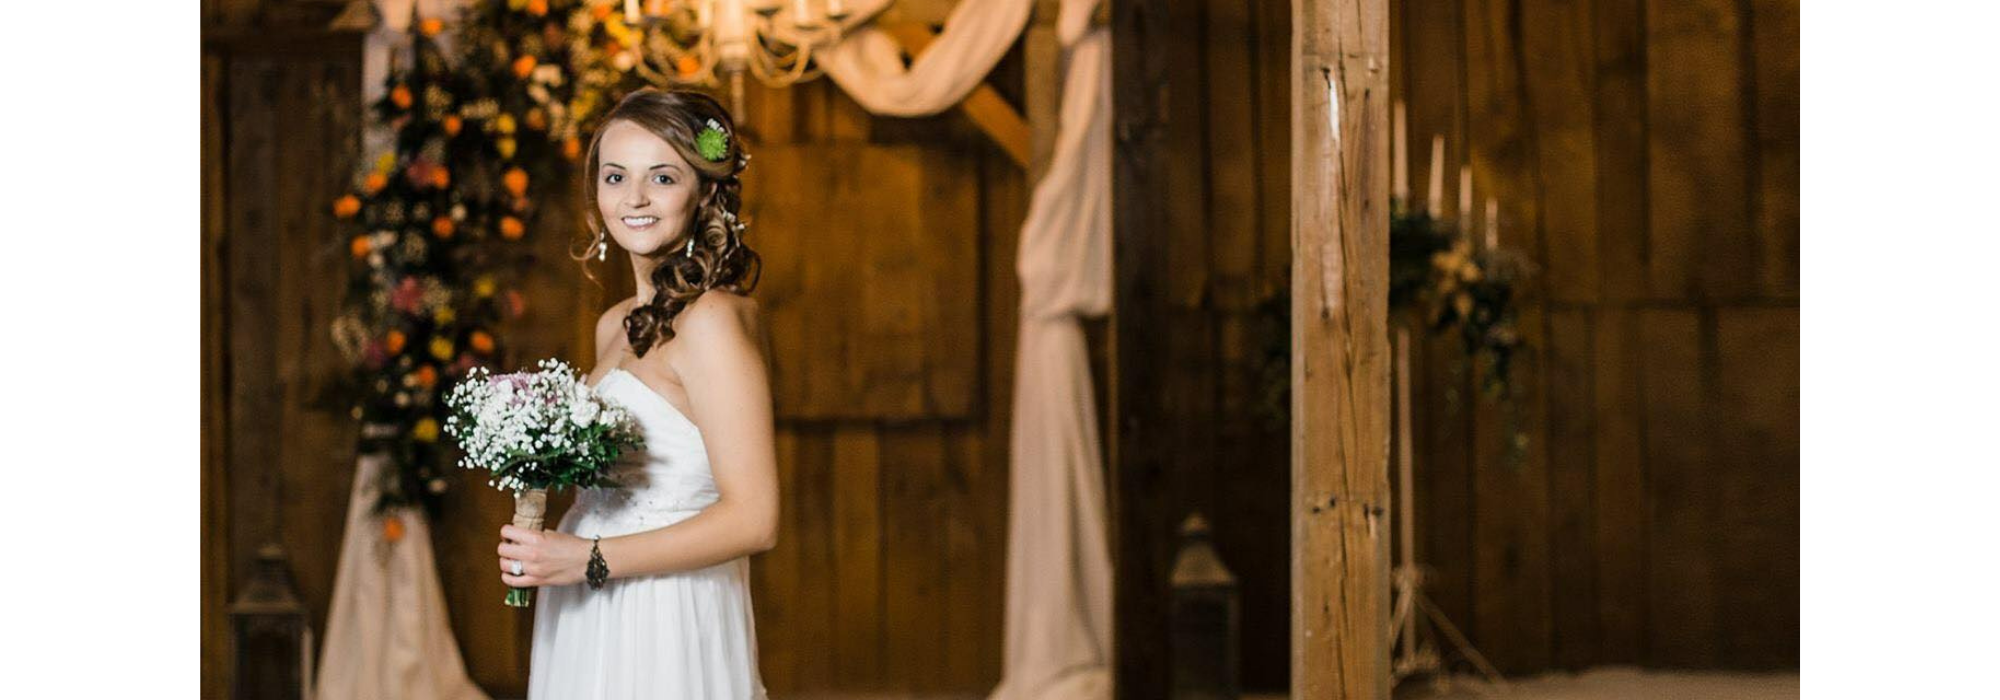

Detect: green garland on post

[1255,198,1538,469]
[1388,198,1538,468]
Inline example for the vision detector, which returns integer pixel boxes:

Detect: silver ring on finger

[511,559,524,576]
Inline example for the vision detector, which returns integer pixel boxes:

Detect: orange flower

[414,365,438,389]
[526,0,548,16]
[382,514,406,542]
[499,216,526,240]
[350,235,371,258]
[524,109,546,131]
[385,329,408,354]
[562,137,582,161]
[512,55,537,79]
[390,84,412,109]
[418,17,445,36]
[502,167,529,197]
[431,166,451,188]
[676,54,700,78]
[442,115,462,136]
[470,330,496,355]
[591,2,613,20]
[431,216,456,239]
[333,195,361,218]
[363,171,388,194]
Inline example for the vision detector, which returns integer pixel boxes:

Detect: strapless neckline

[595,367,701,436]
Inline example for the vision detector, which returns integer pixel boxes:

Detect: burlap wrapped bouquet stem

[504,488,549,607]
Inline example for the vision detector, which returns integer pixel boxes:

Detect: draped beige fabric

[989,6,1114,697]
[315,450,487,700]
[816,0,1031,117]
[825,3,1115,696]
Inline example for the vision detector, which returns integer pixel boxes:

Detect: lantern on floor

[229,543,315,700]
[1170,513,1239,700]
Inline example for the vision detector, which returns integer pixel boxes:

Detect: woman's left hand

[497,524,593,588]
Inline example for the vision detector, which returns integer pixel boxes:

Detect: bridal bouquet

[443,359,643,606]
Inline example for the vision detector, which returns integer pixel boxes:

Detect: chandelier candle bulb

[1392,101,1408,203]
[715,0,750,65]
[1485,198,1499,250]
[1427,134,1445,216]
[1459,165,1472,225]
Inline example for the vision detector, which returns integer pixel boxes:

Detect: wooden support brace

[878,22,1034,169]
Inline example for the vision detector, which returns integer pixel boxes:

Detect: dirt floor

[1391,666,1800,699]
[1240,666,1799,699]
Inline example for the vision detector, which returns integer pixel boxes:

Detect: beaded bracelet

[586,536,610,590]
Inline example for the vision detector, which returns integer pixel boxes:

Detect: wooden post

[1292,0,1391,697]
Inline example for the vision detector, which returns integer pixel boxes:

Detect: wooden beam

[1292,0,1391,697]
[1108,0,1174,694]
[878,22,1034,169]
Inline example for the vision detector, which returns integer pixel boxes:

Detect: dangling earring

[684,237,696,257]
[594,229,608,261]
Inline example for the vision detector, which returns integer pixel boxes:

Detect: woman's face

[596,119,701,257]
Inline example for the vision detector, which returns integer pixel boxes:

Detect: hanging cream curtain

[988,3,1113,697]
[318,5,489,699]
[316,444,488,700]
[825,1,1115,696]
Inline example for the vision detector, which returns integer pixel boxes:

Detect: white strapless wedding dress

[527,367,769,699]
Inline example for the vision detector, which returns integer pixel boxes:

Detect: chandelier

[620,0,869,110]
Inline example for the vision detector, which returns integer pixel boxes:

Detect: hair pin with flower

[695,118,729,162]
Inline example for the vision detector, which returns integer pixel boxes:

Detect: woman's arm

[499,292,779,587]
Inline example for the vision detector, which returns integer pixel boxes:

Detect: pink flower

[391,277,423,313]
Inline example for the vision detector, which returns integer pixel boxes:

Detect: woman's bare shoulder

[594,296,639,355]
[668,291,762,360]
[677,290,758,331]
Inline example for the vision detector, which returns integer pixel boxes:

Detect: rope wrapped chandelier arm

[622,0,871,107]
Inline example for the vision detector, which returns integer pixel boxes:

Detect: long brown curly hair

[579,88,761,357]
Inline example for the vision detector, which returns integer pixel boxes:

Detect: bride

[495,88,775,699]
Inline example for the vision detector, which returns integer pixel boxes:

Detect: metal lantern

[228,543,315,700]
[1170,513,1239,700]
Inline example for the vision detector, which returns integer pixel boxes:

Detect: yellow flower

[604,16,632,44]
[434,306,457,325]
[1453,292,1474,317]
[495,113,517,135]
[474,275,498,298]
[429,336,454,361]
[374,152,397,174]
[412,418,440,443]
[496,137,517,160]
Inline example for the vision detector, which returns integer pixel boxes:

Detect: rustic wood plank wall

[1389,0,1802,674]
[1110,0,1297,694]
[203,7,1034,696]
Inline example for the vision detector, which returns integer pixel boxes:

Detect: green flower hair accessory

[695,118,729,162]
